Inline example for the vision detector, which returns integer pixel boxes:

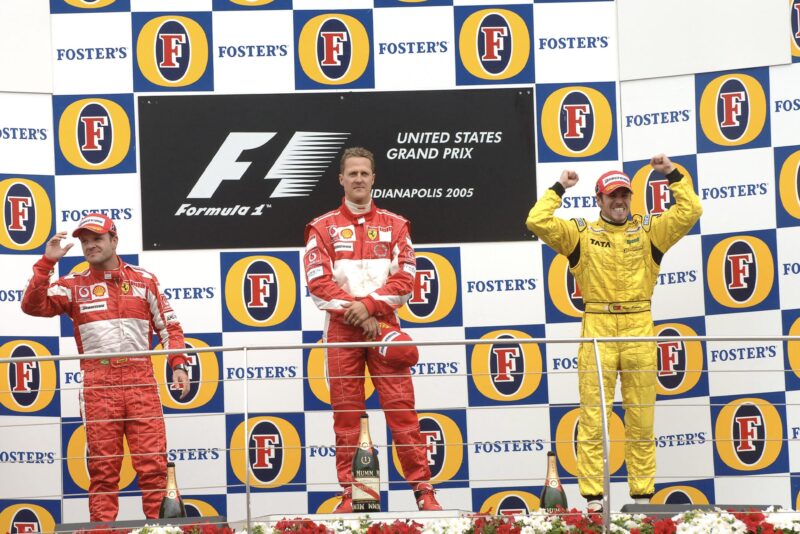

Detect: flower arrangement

[118,508,800,534]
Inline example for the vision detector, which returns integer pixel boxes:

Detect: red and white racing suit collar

[88,256,126,281]
[340,197,377,223]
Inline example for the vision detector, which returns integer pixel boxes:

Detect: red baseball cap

[369,322,419,368]
[72,213,117,237]
[595,170,632,195]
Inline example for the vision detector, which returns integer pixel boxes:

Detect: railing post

[592,338,611,532]
[244,347,252,531]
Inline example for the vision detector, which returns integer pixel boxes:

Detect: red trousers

[82,361,167,521]
[326,318,431,488]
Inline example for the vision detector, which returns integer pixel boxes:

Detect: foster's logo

[0,339,58,414]
[456,8,531,83]
[629,160,698,219]
[135,14,212,90]
[305,337,376,407]
[154,337,220,410]
[553,407,625,478]
[223,253,299,330]
[478,490,538,515]
[705,234,776,310]
[229,416,303,489]
[0,177,53,252]
[651,485,710,505]
[399,249,460,326]
[296,12,373,88]
[655,323,704,397]
[65,422,136,491]
[393,412,464,484]
[793,0,800,60]
[538,83,616,161]
[777,147,800,222]
[470,329,544,403]
[545,251,584,321]
[0,504,56,534]
[714,397,784,472]
[697,70,769,149]
[56,96,133,172]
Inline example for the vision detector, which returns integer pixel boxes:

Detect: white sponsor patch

[79,301,108,314]
[164,312,179,324]
[379,228,392,242]
[403,263,416,275]
[305,235,318,251]
[307,266,324,281]
[334,242,354,252]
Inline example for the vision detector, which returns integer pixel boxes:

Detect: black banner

[139,89,535,249]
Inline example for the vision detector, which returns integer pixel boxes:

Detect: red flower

[652,518,677,534]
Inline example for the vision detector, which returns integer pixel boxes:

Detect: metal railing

[2,334,799,532]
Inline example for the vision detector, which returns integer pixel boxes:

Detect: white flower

[130,526,183,534]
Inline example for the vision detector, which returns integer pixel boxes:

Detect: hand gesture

[342,300,370,327]
[45,232,73,262]
[360,317,380,340]
[172,368,190,399]
[559,170,579,189]
[650,154,675,175]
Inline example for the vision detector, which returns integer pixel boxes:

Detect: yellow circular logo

[698,73,767,146]
[0,340,57,413]
[0,504,56,534]
[778,149,800,220]
[714,397,783,471]
[136,16,209,87]
[470,330,543,401]
[297,14,371,85]
[229,416,302,488]
[307,339,375,405]
[0,178,53,251]
[399,252,458,323]
[458,9,531,80]
[66,424,136,490]
[58,98,131,170]
[706,235,774,308]
[554,408,625,477]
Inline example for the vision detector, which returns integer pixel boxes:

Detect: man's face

[78,231,118,267]
[597,188,632,223]
[339,156,375,204]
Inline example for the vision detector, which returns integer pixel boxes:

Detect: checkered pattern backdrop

[2,0,800,529]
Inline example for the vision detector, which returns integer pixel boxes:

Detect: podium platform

[55,515,228,533]
[620,504,778,515]
[229,509,469,530]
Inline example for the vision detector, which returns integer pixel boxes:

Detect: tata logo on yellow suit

[0,177,53,253]
[696,69,770,151]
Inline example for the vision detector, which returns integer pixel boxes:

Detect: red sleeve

[21,256,71,318]
[361,220,415,317]
[146,272,187,369]
[303,225,354,314]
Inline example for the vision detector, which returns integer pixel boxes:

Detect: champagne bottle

[159,462,187,519]
[351,413,380,512]
[539,451,568,512]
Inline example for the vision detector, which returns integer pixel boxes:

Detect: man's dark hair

[340,147,376,174]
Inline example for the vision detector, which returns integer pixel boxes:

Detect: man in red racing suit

[21,213,189,522]
[304,147,442,512]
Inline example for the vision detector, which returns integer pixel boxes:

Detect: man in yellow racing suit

[526,154,702,512]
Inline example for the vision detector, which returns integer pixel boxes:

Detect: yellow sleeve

[525,188,581,258]
[646,173,703,253]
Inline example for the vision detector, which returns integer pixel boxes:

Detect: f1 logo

[409,270,434,305]
[421,430,441,465]
[727,253,753,290]
[719,91,745,128]
[251,434,279,469]
[480,27,507,61]
[734,415,762,452]
[159,34,186,68]
[6,196,32,232]
[492,346,519,382]
[657,341,680,377]
[563,104,590,139]
[247,273,274,308]
[320,31,347,66]
[188,132,349,200]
